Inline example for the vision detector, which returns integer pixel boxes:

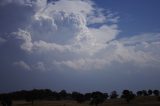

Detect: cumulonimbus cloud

[2,0,160,71]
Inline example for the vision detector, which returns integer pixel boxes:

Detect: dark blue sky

[0,0,160,93]
[95,0,160,37]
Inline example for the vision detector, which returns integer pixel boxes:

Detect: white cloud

[53,58,107,71]
[13,29,33,52]
[106,11,120,23]
[34,61,46,71]
[89,25,120,43]
[0,37,6,45]
[52,35,160,71]
[0,0,34,6]
[33,40,71,53]
[13,61,31,70]
[104,41,157,65]
[8,0,160,71]
[119,33,160,45]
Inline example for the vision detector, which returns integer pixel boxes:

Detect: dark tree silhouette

[25,89,55,103]
[1,94,12,106]
[153,90,159,96]
[148,89,153,96]
[25,90,35,105]
[90,91,106,106]
[121,90,135,103]
[59,90,67,100]
[110,91,118,99]
[1,88,160,105]
[137,91,143,96]
[84,93,92,101]
[71,92,85,103]
[142,90,148,96]
[103,93,109,99]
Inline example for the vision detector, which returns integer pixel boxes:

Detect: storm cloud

[0,0,160,92]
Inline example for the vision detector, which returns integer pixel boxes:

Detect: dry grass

[0,96,160,106]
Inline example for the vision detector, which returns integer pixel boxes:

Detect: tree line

[0,89,159,106]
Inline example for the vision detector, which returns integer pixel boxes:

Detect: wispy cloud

[0,0,34,6]
[13,61,31,71]
[0,37,6,45]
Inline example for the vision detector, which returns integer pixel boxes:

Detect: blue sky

[0,0,160,93]
[95,0,160,37]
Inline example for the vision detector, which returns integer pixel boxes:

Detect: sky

[0,0,160,93]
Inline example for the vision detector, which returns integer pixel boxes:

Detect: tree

[90,91,106,106]
[25,89,43,105]
[137,91,143,96]
[52,91,60,100]
[142,90,148,96]
[59,90,67,100]
[84,93,92,101]
[153,90,159,96]
[72,92,85,103]
[1,94,12,106]
[103,93,109,100]
[148,89,153,96]
[25,90,36,106]
[121,90,135,103]
[110,91,118,99]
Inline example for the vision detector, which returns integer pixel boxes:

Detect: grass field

[0,96,160,106]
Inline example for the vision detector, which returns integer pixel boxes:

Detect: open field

[1,96,160,106]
